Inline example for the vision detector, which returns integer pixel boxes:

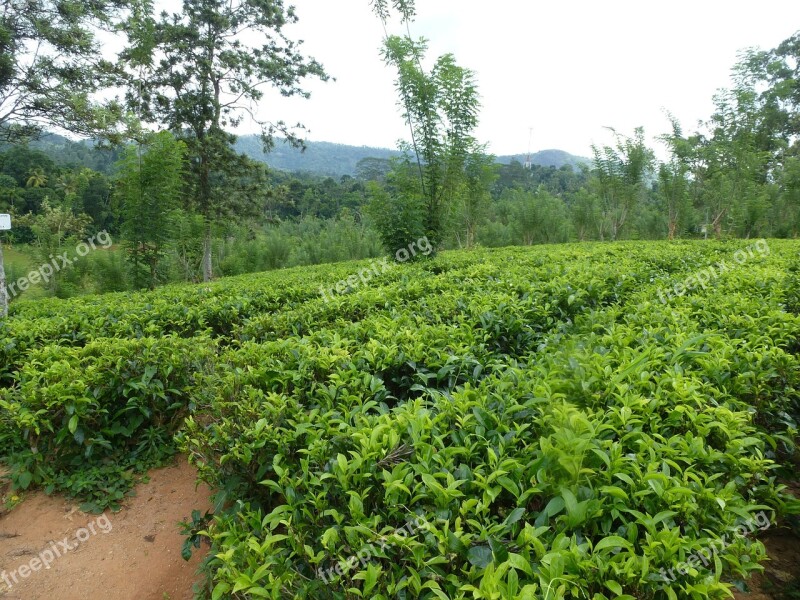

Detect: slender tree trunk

[0,240,7,317]
[149,253,157,290]
[668,217,677,240]
[202,221,213,282]
[196,141,214,283]
[711,209,725,239]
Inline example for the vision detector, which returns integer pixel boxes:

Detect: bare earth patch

[732,531,800,600]
[0,458,211,600]
[734,480,800,600]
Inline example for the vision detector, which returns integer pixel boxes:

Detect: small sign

[0,214,10,231]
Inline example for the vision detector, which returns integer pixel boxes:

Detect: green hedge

[1,240,799,596]
[0,335,217,510]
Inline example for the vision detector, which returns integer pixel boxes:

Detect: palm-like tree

[26,167,48,188]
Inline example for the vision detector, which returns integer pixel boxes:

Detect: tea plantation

[1,240,799,599]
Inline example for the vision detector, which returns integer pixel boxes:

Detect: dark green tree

[0,0,122,141]
[116,131,185,289]
[355,157,392,182]
[590,127,655,240]
[78,171,115,233]
[121,0,327,281]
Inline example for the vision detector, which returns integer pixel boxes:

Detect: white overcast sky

[246,1,800,158]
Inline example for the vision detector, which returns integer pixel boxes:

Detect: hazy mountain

[235,135,590,177]
[234,136,400,178]
[1,132,122,174]
[496,149,590,169]
[11,132,590,178]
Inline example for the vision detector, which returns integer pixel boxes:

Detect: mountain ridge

[235,135,589,177]
[13,132,589,178]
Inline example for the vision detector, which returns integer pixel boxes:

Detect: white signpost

[0,214,9,317]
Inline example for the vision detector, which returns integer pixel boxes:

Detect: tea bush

[0,336,217,510]
[1,240,799,596]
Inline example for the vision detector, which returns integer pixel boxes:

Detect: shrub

[0,335,217,510]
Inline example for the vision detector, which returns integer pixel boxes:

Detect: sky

[248,1,800,158]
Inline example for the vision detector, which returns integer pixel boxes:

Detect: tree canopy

[119,0,328,280]
[0,0,122,141]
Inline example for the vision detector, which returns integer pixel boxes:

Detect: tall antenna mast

[524,127,533,169]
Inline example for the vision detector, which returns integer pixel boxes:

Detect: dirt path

[0,458,212,600]
[733,481,800,600]
[0,458,796,599]
[732,531,800,600]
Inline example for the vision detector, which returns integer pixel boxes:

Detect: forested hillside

[233,136,590,176]
[496,148,590,169]
[235,136,399,176]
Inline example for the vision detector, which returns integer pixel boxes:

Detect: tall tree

[733,37,799,156]
[657,116,693,239]
[590,127,655,240]
[696,86,773,238]
[0,0,122,141]
[453,150,496,248]
[371,0,482,251]
[715,36,800,237]
[377,34,481,250]
[116,131,185,289]
[768,32,800,148]
[121,0,327,281]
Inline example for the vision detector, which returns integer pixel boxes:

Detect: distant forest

[1,0,798,302]
[234,136,589,177]
[10,133,587,179]
[0,132,589,232]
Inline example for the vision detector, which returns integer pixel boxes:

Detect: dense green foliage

[1,240,798,597]
[4,3,798,597]
[0,0,122,142]
[117,131,186,288]
[118,0,328,281]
